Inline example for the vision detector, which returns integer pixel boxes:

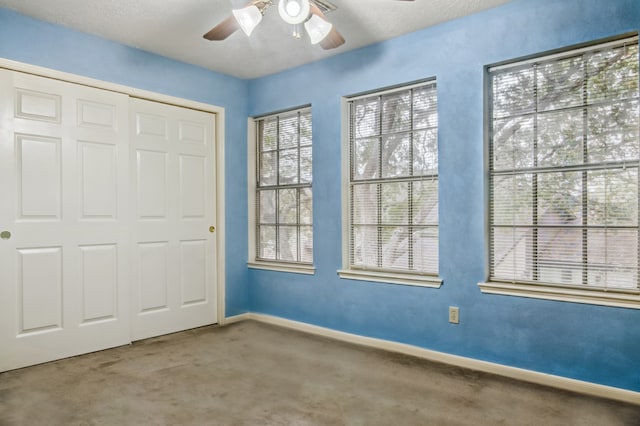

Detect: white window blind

[347,81,438,275]
[255,108,313,264]
[489,36,639,292]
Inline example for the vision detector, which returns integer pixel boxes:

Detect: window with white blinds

[345,81,439,277]
[488,36,639,292]
[254,107,313,265]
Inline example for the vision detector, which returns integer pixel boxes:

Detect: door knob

[0,231,11,240]
[209,226,215,233]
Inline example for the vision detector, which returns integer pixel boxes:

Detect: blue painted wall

[247,0,640,392]
[0,8,250,316]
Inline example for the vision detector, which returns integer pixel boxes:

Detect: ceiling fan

[203,0,414,50]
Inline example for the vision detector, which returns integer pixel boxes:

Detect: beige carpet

[1,320,638,425]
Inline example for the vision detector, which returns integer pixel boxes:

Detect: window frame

[247,106,315,275]
[338,80,442,288]
[479,34,640,309]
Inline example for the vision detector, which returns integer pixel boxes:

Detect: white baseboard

[224,312,640,405]
[221,312,253,326]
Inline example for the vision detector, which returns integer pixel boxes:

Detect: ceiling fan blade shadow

[308,2,345,50]
[203,14,240,40]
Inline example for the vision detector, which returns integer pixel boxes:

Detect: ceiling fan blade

[309,2,345,50]
[203,0,269,41]
[319,27,345,50]
[203,14,240,40]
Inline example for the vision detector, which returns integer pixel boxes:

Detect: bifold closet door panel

[0,69,130,372]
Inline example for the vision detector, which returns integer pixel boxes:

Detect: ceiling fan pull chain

[292,23,302,39]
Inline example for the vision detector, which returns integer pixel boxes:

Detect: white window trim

[482,34,640,308]
[338,85,442,289]
[249,261,315,275]
[478,281,640,309]
[338,269,442,288]
[247,116,316,274]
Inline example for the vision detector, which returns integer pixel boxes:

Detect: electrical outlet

[449,306,460,324]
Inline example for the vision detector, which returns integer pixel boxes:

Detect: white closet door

[130,98,217,341]
[0,70,130,372]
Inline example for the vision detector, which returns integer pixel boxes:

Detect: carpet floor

[1,320,638,425]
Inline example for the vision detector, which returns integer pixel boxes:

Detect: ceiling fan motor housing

[278,0,311,24]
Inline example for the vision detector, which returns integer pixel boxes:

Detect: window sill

[248,261,315,275]
[338,269,442,288]
[478,281,640,309]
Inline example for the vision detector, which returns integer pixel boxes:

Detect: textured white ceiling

[0,0,511,79]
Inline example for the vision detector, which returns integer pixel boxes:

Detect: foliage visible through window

[347,81,438,274]
[256,108,312,263]
[489,36,639,291]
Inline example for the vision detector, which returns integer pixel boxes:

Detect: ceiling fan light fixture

[286,1,301,16]
[232,5,264,36]
[278,0,310,25]
[304,14,332,45]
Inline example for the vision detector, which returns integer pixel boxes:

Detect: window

[339,81,440,287]
[248,107,314,273]
[482,36,640,307]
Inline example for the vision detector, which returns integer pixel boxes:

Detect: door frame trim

[0,58,227,326]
